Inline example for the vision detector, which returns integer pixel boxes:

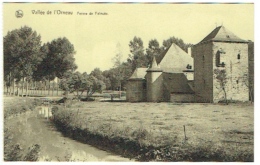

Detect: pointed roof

[147,56,163,72]
[156,43,193,73]
[198,26,248,44]
[129,68,147,80]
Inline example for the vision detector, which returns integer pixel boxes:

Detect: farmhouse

[126,43,194,102]
[126,26,254,103]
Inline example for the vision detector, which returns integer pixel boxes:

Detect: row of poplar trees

[4,26,77,96]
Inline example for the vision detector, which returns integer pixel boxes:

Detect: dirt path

[6,109,132,162]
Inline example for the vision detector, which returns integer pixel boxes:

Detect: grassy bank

[4,97,42,119]
[4,97,41,161]
[51,102,254,161]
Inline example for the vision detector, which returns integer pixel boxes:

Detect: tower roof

[198,26,248,44]
[156,43,193,73]
[129,68,148,80]
[147,56,163,72]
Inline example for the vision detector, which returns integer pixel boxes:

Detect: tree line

[4,26,191,99]
[101,36,192,92]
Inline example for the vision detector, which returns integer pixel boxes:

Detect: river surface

[7,106,132,162]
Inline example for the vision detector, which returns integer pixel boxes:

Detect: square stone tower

[192,26,249,103]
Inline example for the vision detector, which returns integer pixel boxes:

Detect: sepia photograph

[2,1,255,162]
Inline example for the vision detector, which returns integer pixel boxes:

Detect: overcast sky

[3,3,254,73]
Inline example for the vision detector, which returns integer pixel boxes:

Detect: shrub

[4,127,41,161]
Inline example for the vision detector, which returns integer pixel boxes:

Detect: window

[186,64,192,69]
[216,50,225,67]
[143,80,146,89]
[237,53,240,60]
[216,53,220,66]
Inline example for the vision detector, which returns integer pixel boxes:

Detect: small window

[186,64,192,69]
[237,54,240,60]
[143,81,146,89]
[203,79,206,88]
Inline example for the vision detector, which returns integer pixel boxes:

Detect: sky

[1,1,259,164]
[3,3,254,74]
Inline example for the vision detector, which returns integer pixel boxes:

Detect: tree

[162,36,192,53]
[90,68,105,82]
[4,26,43,96]
[146,39,163,65]
[242,72,254,103]
[33,37,77,95]
[85,75,106,98]
[112,43,124,97]
[59,71,105,100]
[127,36,148,71]
[214,69,228,104]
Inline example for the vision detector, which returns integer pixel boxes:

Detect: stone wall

[248,42,254,101]
[170,93,195,103]
[126,79,146,102]
[146,72,164,102]
[192,42,214,102]
[212,42,249,102]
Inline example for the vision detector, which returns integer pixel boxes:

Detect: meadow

[52,101,254,161]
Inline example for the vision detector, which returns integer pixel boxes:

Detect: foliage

[59,71,105,99]
[33,37,77,81]
[4,98,40,119]
[242,72,254,103]
[4,26,43,92]
[127,36,149,71]
[4,127,41,161]
[162,36,192,53]
[146,39,163,65]
[214,69,228,104]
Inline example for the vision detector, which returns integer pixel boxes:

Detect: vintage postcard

[2,2,254,162]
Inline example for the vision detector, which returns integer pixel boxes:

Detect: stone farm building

[126,26,254,103]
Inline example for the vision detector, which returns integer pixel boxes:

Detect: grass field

[3,96,254,161]
[52,101,254,161]
[67,102,253,144]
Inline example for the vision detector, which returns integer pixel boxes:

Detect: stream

[7,105,132,162]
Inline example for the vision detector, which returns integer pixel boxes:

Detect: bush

[4,98,41,119]
[4,127,41,161]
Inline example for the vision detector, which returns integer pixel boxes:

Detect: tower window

[216,50,225,67]
[186,64,192,69]
[237,53,240,60]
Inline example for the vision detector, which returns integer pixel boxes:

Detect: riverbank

[52,101,254,161]
[4,96,131,161]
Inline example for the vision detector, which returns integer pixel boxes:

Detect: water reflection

[38,105,52,119]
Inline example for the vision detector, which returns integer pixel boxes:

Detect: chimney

[188,47,192,57]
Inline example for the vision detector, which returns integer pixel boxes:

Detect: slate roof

[128,68,148,80]
[198,26,248,44]
[156,43,193,73]
[147,56,163,72]
[163,72,194,94]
